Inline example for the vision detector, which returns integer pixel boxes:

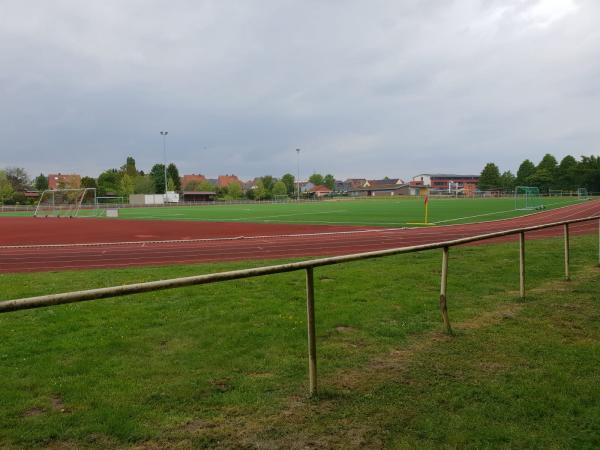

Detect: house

[307,185,332,198]
[217,174,242,188]
[48,173,81,190]
[180,174,207,190]
[411,174,479,194]
[242,179,258,192]
[181,191,216,202]
[299,181,314,193]
[343,178,367,193]
[347,178,409,197]
[24,190,41,201]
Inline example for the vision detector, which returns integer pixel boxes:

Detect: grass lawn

[113,196,585,227]
[0,232,599,448]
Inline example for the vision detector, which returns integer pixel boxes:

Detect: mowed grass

[0,233,599,448]
[115,196,584,226]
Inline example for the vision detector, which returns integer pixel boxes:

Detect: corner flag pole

[424,194,429,224]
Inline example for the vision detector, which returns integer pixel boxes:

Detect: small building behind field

[411,174,479,194]
[307,185,332,198]
[348,178,409,197]
[129,194,165,205]
[181,191,217,202]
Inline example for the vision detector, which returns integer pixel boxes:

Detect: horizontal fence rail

[1,214,599,396]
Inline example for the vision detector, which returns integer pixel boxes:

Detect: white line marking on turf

[0,227,406,250]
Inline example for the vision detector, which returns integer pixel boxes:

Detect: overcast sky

[1,0,599,181]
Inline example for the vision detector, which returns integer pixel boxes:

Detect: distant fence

[1,216,599,396]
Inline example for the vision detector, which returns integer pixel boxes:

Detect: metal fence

[1,215,599,396]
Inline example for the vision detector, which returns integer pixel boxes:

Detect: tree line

[478,154,600,193]
[0,155,337,204]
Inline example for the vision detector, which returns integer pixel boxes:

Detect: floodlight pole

[160,131,168,195]
[296,148,300,201]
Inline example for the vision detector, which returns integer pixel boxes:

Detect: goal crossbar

[34,188,99,218]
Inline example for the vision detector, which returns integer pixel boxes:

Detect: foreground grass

[0,234,598,448]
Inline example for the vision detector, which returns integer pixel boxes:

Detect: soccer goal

[273,195,290,203]
[577,188,590,200]
[515,186,544,211]
[34,188,100,218]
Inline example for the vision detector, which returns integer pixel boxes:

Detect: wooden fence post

[564,223,570,281]
[305,267,317,397]
[440,246,452,334]
[519,232,525,298]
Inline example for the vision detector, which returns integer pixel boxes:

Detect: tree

[577,155,600,192]
[272,181,287,197]
[556,155,578,190]
[537,153,558,174]
[199,180,216,192]
[0,170,14,204]
[121,156,137,178]
[261,175,274,193]
[167,176,175,192]
[97,169,121,196]
[254,179,268,200]
[478,163,501,190]
[34,173,48,191]
[516,159,536,185]
[226,181,242,199]
[281,173,295,195]
[150,164,166,194]
[529,154,558,192]
[80,176,97,189]
[119,173,134,197]
[133,175,155,194]
[309,173,324,186]
[499,171,516,192]
[5,167,30,192]
[167,163,181,191]
[324,174,335,190]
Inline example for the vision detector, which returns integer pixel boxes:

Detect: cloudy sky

[1,0,598,181]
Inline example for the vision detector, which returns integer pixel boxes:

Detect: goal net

[515,186,544,211]
[34,188,100,218]
[577,188,589,200]
[273,195,290,203]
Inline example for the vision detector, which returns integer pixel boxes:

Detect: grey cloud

[1,0,599,181]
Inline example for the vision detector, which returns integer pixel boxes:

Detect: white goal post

[34,188,100,218]
[577,188,590,200]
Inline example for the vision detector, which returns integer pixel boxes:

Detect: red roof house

[217,175,242,188]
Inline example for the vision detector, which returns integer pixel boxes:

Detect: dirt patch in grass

[23,406,44,417]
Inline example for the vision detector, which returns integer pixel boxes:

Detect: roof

[349,183,409,192]
[308,185,332,192]
[365,178,404,187]
[181,174,206,182]
[414,174,479,178]
[217,175,241,187]
[182,191,216,195]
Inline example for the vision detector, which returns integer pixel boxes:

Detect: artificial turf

[113,196,585,227]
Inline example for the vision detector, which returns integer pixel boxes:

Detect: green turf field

[1,234,599,448]
[115,196,585,226]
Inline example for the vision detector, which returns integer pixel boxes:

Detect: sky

[1,0,599,181]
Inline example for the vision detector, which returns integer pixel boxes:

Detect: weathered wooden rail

[1,215,599,396]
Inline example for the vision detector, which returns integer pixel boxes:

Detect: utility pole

[296,148,301,201]
[160,131,168,195]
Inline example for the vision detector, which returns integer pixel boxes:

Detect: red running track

[0,200,599,273]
